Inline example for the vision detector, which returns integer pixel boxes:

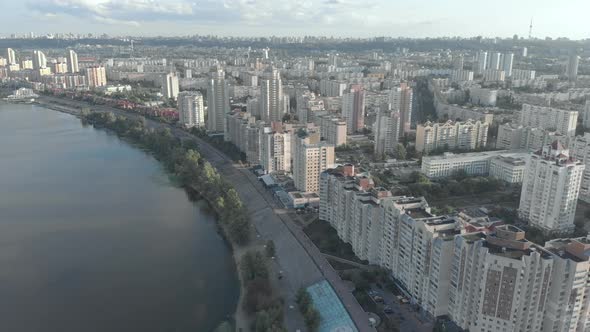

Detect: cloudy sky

[3,0,589,39]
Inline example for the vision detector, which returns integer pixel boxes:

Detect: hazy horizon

[2,0,589,40]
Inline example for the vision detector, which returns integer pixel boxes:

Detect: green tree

[241,251,269,282]
[394,143,407,160]
[265,240,276,257]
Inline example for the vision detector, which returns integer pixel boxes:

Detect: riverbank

[34,95,375,332]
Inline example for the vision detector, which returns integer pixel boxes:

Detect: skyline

[1,0,588,40]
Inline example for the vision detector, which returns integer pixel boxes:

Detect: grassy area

[327,258,361,271]
[303,220,366,264]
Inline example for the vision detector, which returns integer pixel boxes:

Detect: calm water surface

[0,103,239,332]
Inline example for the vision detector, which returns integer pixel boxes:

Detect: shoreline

[29,99,252,331]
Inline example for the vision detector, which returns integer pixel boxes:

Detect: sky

[2,0,589,39]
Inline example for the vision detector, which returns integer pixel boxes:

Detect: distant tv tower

[528,18,533,39]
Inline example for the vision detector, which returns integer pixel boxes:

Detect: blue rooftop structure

[306,280,358,332]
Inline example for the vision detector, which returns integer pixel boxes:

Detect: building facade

[519,141,585,234]
[177,91,205,128]
[207,67,230,133]
[342,85,366,134]
[415,120,489,153]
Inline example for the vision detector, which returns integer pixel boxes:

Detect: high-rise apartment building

[86,66,107,88]
[177,91,205,128]
[321,167,590,329]
[415,120,489,153]
[67,50,79,73]
[373,104,401,158]
[573,133,590,203]
[388,83,413,134]
[207,67,230,133]
[225,111,260,164]
[320,166,458,317]
[520,104,578,137]
[315,115,347,147]
[449,226,554,332]
[260,126,292,173]
[293,132,334,193]
[519,141,585,234]
[496,123,568,151]
[319,79,348,97]
[342,85,365,134]
[566,54,580,81]
[20,59,33,70]
[582,100,590,129]
[476,51,487,73]
[52,62,68,74]
[502,53,514,77]
[162,73,179,100]
[452,55,464,70]
[260,67,285,123]
[543,237,590,332]
[6,48,16,65]
[488,52,502,70]
[33,50,47,69]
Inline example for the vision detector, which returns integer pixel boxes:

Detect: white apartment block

[476,51,488,73]
[321,167,590,329]
[388,83,413,134]
[496,123,569,151]
[489,155,528,183]
[316,115,347,147]
[511,69,536,81]
[373,105,401,157]
[67,49,79,73]
[573,133,590,203]
[162,72,179,100]
[177,91,205,128]
[320,166,458,317]
[469,88,497,107]
[519,141,585,234]
[293,133,334,193]
[543,237,590,332]
[319,79,348,97]
[449,226,554,332]
[260,67,285,123]
[207,68,230,133]
[415,119,489,153]
[260,129,292,173]
[225,111,260,164]
[582,100,590,129]
[451,70,474,82]
[421,150,529,179]
[86,66,107,88]
[520,104,578,137]
[482,69,505,82]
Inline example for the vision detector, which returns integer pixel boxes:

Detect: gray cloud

[28,0,387,27]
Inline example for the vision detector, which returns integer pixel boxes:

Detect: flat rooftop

[424,150,529,161]
[306,280,358,332]
[406,207,432,219]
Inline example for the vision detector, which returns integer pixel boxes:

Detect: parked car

[384,306,394,314]
[373,296,384,303]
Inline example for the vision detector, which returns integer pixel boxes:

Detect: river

[0,103,239,332]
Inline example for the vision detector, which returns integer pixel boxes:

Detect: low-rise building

[489,155,528,183]
[421,150,529,179]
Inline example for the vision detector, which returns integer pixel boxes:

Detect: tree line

[81,111,251,246]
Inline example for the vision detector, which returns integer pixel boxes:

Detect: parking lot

[366,286,434,332]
